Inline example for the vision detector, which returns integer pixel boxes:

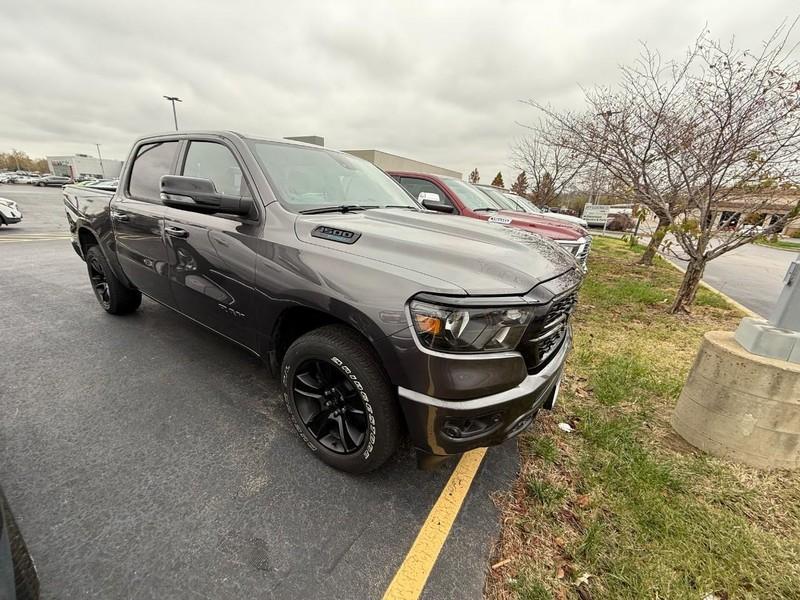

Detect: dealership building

[47,154,124,179]
[344,149,461,178]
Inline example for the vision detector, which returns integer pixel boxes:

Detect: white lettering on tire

[331,356,375,460]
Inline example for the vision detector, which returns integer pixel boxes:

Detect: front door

[164,140,260,350]
[111,140,180,307]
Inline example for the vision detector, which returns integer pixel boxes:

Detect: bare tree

[468,168,480,183]
[511,130,586,207]
[530,22,800,312]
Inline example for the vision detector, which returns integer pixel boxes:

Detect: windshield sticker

[488,215,512,225]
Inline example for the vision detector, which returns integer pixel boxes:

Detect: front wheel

[281,325,401,473]
[85,245,142,314]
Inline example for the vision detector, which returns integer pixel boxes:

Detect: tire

[85,245,142,314]
[281,325,401,473]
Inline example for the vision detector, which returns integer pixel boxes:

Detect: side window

[182,141,252,198]
[399,177,454,208]
[128,141,179,203]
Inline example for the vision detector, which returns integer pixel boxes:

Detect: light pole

[163,95,182,131]
[95,143,105,177]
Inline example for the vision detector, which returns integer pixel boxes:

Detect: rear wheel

[281,325,401,473]
[85,245,141,314]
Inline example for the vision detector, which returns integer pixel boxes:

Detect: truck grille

[518,289,579,373]
[558,237,591,268]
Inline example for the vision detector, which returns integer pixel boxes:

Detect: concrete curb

[664,257,759,318]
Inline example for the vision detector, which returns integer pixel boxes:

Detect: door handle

[165,226,188,238]
[110,211,129,222]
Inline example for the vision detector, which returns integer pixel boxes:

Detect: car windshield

[248,140,419,213]
[503,193,540,214]
[442,178,501,210]
[478,187,522,211]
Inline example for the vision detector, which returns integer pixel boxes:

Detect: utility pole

[95,143,105,177]
[163,95,182,131]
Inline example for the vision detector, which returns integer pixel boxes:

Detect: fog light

[442,413,503,440]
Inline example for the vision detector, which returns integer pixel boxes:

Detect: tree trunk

[637,214,670,266]
[669,257,707,314]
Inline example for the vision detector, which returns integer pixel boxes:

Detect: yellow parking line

[382,447,487,600]
[0,236,71,243]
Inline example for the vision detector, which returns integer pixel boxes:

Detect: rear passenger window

[128,141,179,203]
[182,141,252,198]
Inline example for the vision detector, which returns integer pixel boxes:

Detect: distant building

[284,135,325,147]
[47,154,123,179]
[344,149,461,179]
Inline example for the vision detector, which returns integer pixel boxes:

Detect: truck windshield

[248,141,419,213]
[504,193,541,214]
[443,178,502,211]
[478,187,522,211]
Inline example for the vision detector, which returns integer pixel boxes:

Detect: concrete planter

[672,331,800,470]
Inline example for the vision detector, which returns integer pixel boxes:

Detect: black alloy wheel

[88,253,111,309]
[292,358,368,454]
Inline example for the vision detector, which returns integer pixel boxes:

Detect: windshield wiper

[474,207,498,212]
[299,204,378,215]
[381,205,419,210]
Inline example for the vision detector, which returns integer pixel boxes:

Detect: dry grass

[485,238,800,600]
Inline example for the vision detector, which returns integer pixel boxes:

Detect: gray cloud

[0,0,796,180]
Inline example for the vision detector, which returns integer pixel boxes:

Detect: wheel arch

[268,303,404,387]
[76,225,137,290]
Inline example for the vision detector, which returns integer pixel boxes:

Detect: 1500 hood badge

[488,215,512,225]
[311,225,361,244]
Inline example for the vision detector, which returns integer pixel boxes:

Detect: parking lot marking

[382,447,487,600]
[0,235,71,243]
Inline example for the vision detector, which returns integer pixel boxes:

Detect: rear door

[111,140,179,307]
[164,139,261,350]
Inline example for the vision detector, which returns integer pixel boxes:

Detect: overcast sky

[1,0,796,180]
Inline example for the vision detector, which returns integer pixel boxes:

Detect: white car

[0,197,22,225]
[499,191,589,229]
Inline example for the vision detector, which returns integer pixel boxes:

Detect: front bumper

[398,329,571,455]
[1,212,21,223]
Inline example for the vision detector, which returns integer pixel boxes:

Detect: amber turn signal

[414,314,443,335]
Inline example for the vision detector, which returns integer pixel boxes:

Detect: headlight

[409,300,534,353]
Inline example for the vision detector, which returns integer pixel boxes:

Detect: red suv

[389,171,591,269]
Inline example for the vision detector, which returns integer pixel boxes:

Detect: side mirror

[418,191,454,214]
[159,175,253,216]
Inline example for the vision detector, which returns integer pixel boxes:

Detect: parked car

[0,198,22,226]
[493,189,590,229]
[35,175,71,187]
[85,178,118,190]
[64,131,583,473]
[390,171,591,269]
[471,185,590,229]
[0,487,39,600]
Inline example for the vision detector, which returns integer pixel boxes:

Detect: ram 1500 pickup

[64,131,583,473]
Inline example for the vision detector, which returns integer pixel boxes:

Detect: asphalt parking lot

[0,185,517,599]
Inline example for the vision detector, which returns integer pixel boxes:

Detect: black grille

[518,290,579,373]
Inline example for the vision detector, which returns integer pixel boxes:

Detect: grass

[755,238,800,251]
[486,237,800,600]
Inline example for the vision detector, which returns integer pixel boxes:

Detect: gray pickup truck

[63,131,583,472]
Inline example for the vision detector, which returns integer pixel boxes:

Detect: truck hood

[479,210,586,240]
[294,209,580,296]
[539,212,589,229]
